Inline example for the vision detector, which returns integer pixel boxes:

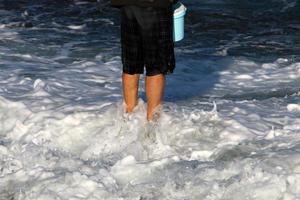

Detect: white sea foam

[67,24,87,30]
[1,86,300,199]
[287,104,300,112]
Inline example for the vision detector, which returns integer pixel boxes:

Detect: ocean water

[0,0,300,199]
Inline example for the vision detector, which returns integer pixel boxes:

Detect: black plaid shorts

[120,5,175,76]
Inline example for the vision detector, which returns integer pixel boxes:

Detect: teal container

[173,2,187,42]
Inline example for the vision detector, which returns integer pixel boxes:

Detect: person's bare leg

[145,74,165,121]
[122,73,140,113]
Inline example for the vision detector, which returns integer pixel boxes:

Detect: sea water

[0,0,300,199]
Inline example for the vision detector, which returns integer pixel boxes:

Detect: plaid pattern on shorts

[120,5,175,76]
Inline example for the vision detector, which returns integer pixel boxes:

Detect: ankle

[125,105,133,112]
[125,101,138,113]
[147,107,162,122]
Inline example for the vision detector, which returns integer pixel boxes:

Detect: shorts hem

[123,69,144,75]
[145,68,175,76]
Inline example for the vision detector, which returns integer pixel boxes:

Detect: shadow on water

[161,56,232,102]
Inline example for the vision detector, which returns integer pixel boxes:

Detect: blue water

[1,0,300,199]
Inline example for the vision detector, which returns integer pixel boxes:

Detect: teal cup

[173,2,187,42]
